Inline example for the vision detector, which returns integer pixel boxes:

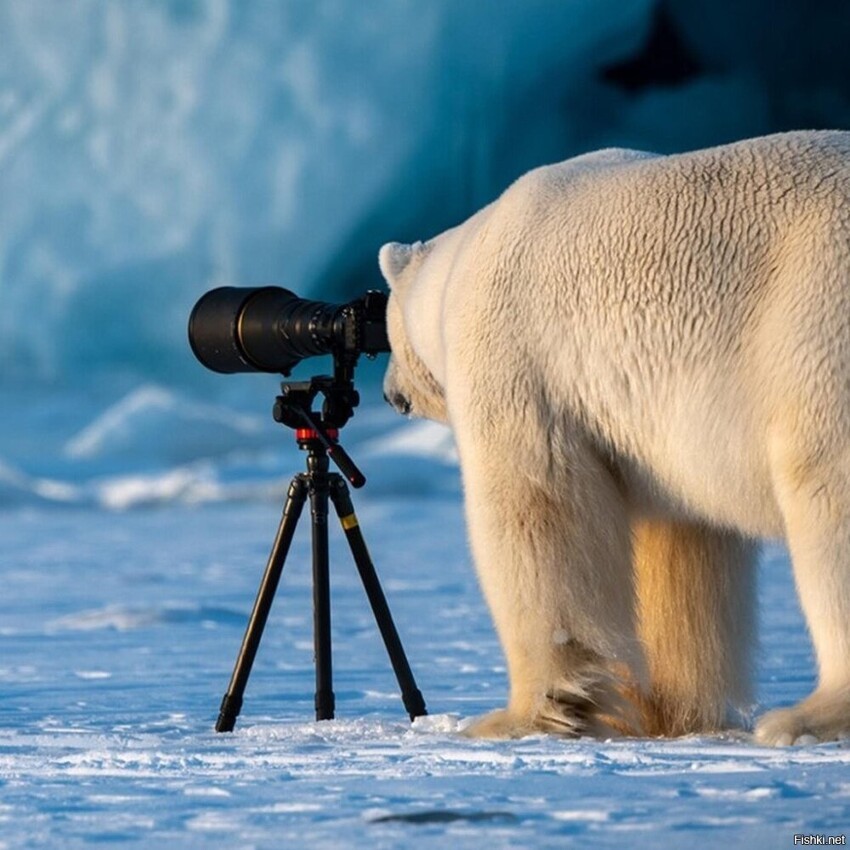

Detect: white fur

[380,131,850,744]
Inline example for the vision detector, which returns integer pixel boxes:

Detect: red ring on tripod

[296,428,339,441]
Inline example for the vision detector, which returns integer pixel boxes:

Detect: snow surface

[2,402,849,848]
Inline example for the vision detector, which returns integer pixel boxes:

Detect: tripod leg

[310,463,335,721]
[216,476,308,732]
[329,477,427,721]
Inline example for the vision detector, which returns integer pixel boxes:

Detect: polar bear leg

[456,430,645,739]
[633,520,757,736]
[756,456,850,745]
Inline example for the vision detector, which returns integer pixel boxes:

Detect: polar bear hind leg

[754,235,850,745]
[755,440,850,744]
[633,520,757,736]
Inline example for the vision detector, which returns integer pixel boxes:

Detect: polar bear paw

[754,692,850,746]
[462,666,643,740]
[460,708,532,739]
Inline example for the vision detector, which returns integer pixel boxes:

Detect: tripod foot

[315,688,336,721]
[216,692,243,733]
[403,688,428,722]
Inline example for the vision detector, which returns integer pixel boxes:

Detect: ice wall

[2,0,850,503]
[1,0,849,384]
[4,0,850,389]
[0,0,651,387]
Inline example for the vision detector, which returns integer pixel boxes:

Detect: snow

[1,436,848,848]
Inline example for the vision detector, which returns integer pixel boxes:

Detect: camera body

[188,286,389,376]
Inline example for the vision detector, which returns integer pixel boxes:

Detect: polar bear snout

[383,389,412,415]
[382,355,414,415]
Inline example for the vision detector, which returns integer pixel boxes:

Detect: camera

[188,286,390,375]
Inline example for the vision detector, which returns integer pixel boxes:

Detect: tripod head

[272,355,367,487]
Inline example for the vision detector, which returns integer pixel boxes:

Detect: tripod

[215,371,427,732]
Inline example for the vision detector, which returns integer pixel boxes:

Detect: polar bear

[380,131,850,745]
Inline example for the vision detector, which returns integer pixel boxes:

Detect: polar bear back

[437,131,850,536]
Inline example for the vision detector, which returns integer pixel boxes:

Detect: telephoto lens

[188,286,389,375]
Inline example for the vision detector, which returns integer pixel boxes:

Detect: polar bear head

[379,241,448,423]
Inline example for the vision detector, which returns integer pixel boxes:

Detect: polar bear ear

[378,241,427,289]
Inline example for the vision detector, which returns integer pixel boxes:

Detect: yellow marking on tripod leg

[340,513,359,530]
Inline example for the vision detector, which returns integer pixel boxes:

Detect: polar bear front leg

[455,426,645,739]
